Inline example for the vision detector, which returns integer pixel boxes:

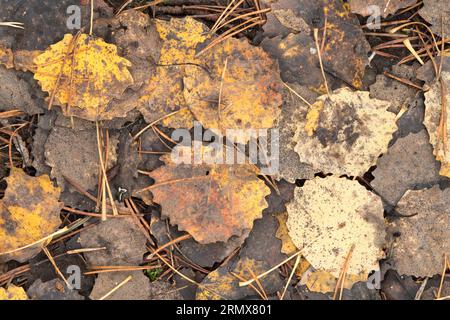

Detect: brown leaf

[391,185,450,277]
[139,147,270,244]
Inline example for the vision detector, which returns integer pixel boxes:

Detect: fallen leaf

[372,130,442,208]
[196,257,283,300]
[262,0,370,89]
[0,168,63,263]
[140,147,270,244]
[78,218,147,266]
[349,0,416,17]
[0,285,28,300]
[136,17,208,128]
[369,64,419,113]
[274,83,316,182]
[301,269,367,293]
[293,88,398,176]
[183,35,283,138]
[27,279,84,300]
[44,125,119,192]
[423,71,450,178]
[286,176,386,277]
[276,212,299,256]
[419,0,450,37]
[150,215,248,268]
[33,33,134,121]
[391,186,450,277]
[89,271,182,300]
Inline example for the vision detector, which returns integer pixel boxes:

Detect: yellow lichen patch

[0,168,63,263]
[138,146,270,244]
[0,285,28,300]
[423,72,450,178]
[294,88,397,176]
[302,269,367,293]
[197,258,280,300]
[304,100,324,137]
[286,176,386,278]
[33,33,134,121]
[183,37,283,140]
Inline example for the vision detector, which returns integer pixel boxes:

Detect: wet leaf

[286,176,386,278]
[0,285,28,300]
[391,186,450,277]
[33,33,134,121]
[0,168,63,263]
[140,147,270,244]
[78,218,147,266]
[349,0,416,17]
[423,71,450,178]
[293,88,398,176]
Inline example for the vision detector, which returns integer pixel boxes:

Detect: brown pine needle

[333,244,355,300]
[313,28,330,98]
[437,254,448,299]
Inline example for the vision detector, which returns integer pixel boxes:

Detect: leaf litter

[1,0,450,301]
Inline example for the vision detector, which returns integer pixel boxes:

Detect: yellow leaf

[33,33,134,121]
[302,269,367,293]
[0,168,63,263]
[0,285,28,300]
[286,176,386,278]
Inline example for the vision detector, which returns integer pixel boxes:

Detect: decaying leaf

[136,17,208,128]
[286,176,386,277]
[372,130,442,208]
[78,218,147,266]
[0,285,28,300]
[262,0,370,89]
[27,279,84,300]
[196,257,283,300]
[33,33,134,121]
[423,72,450,178]
[293,88,398,176]
[419,0,450,37]
[44,125,119,192]
[301,269,367,293]
[275,84,316,182]
[0,66,43,115]
[261,33,332,91]
[0,0,111,51]
[391,186,450,277]
[369,64,419,113]
[183,35,283,137]
[349,0,416,17]
[150,215,248,268]
[0,168,63,263]
[139,146,270,244]
[90,271,182,300]
[275,212,298,256]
